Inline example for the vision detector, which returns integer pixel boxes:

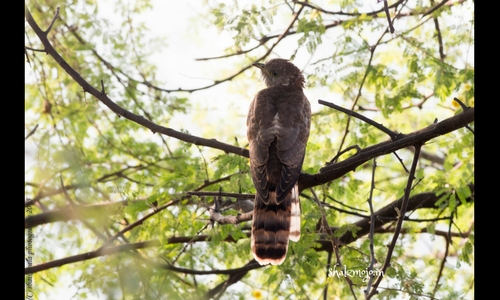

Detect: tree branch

[202,260,263,299]
[25,7,249,157]
[25,240,160,274]
[26,8,474,193]
[318,100,399,140]
[317,184,474,251]
[25,124,39,140]
[25,186,471,274]
[99,199,179,248]
[298,104,474,191]
[25,199,141,228]
[366,144,422,298]
[183,185,474,252]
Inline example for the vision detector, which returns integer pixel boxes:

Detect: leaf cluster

[25,1,474,299]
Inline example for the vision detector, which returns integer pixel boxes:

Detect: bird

[247,58,311,265]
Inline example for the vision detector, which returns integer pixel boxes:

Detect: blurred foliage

[25,0,473,299]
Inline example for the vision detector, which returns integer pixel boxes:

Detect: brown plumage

[247,58,311,265]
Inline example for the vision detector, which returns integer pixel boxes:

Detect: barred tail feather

[251,185,301,265]
[288,185,301,242]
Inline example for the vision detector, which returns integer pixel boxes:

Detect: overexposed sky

[96,0,338,139]
[26,1,474,299]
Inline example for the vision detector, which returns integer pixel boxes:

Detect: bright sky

[26,1,473,298]
[97,0,339,139]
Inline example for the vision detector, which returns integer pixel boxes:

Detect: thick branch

[25,201,128,229]
[25,240,160,274]
[25,7,249,157]
[298,105,474,191]
[315,184,474,251]
[203,260,262,299]
[25,185,472,275]
[151,258,262,276]
[183,185,475,252]
[26,8,473,193]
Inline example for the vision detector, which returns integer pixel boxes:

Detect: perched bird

[247,58,311,265]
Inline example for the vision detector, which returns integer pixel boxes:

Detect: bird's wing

[247,91,311,203]
[247,94,272,203]
[274,94,311,201]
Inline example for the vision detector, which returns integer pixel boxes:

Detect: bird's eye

[272,71,277,76]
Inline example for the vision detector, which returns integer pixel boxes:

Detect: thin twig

[306,107,474,191]
[453,97,474,134]
[365,144,422,299]
[327,145,361,164]
[44,7,60,35]
[422,0,449,18]
[208,203,253,225]
[327,26,389,160]
[309,188,358,299]
[431,213,454,298]
[25,47,31,66]
[25,7,250,157]
[317,200,369,219]
[188,191,255,200]
[201,260,264,299]
[171,223,211,265]
[59,176,108,242]
[99,199,179,249]
[323,250,332,300]
[383,0,395,33]
[453,97,470,111]
[25,124,39,140]
[392,150,410,173]
[309,188,337,260]
[365,158,378,296]
[318,100,400,140]
[429,0,446,61]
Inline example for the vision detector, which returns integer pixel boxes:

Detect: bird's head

[253,58,305,89]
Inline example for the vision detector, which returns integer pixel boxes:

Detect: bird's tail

[251,185,300,265]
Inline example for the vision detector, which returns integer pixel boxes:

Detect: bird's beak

[252,62,265,70]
